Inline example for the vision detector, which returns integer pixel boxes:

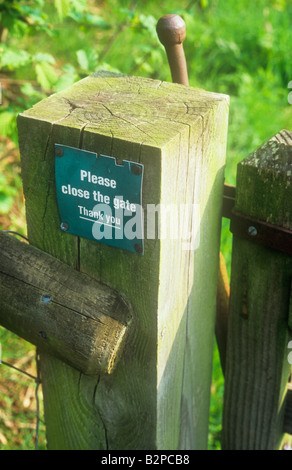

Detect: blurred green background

[0,0,291,450]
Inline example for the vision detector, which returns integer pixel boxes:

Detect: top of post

[156,14,186,46]
[19,73,229,148]
[236,129,292,229]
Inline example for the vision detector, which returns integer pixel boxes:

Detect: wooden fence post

[17,72,229,450]
[222,130,292,450]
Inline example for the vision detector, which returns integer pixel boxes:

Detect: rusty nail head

[132,164,142,175]
[134,243,143,253]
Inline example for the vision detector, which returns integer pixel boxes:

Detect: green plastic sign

[55,144,144,254]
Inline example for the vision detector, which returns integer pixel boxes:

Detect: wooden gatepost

[14,71,229,450]
[222,130,292,450]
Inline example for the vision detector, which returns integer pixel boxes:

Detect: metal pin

[156,14,189,86]
[131,164,142,175]
[60,222,69,231]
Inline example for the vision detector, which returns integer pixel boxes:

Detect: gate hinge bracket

[222,183,292,256]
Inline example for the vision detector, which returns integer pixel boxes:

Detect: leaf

[0,192,16,214]
[1,9,29,37]
[137,14,157,39]
[70,0,88,12]
[1,48,31,70]
[84,13,110,28]
[35,62,58,90]
[20,83,46,104]
[33,53,55,64]
[18,5,47,26]
[54,0,71,21]
[119,8,136,22]
[76,49,88,71]
[0,111,16,136]
[76,49,98,72]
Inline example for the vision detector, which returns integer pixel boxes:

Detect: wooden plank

[0,232,131,375]
[222,130,292,450]
[17,72,229,450]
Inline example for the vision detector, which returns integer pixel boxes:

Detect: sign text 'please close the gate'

[55,144,144,254]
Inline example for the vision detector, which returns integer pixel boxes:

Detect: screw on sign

[131,164,142,175]
[60,222,69,231]
[55,147,64,157]
[248,225,258,237]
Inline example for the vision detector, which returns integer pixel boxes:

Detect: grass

[1,0,292,450]
[0,327,46,450]
[0,138,46,450]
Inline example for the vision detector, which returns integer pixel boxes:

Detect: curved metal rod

[156,14,189,86]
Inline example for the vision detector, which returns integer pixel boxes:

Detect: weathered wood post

[222,130,292,450]
[0,231,131,376]
[17,71,229,450]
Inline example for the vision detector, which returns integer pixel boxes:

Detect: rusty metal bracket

[222,183,292,256]
[222,183,236,219]
[230,210,292,256]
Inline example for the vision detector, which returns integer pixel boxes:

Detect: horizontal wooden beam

[0,232,132,375]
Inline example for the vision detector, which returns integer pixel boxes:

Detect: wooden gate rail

[0,231,132,376]
[221,129,292,450]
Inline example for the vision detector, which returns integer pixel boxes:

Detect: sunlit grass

[0,327,46,450]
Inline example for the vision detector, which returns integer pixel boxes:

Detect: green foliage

[54,0,71,20]
[0,326,46,450]
[208,343,225,450]
[76,48,98,73]
[1,0,291,152]
[0,172,17,214]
